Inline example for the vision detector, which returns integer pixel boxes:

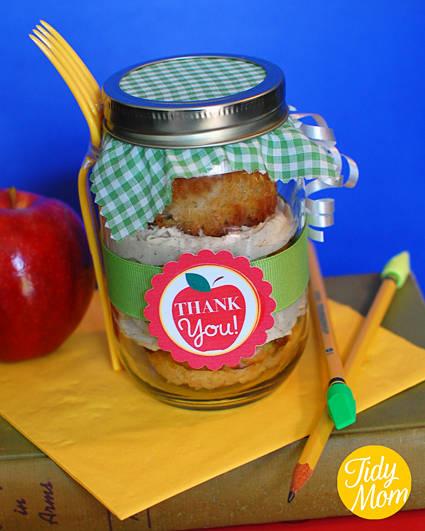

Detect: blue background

[2,1,424,292]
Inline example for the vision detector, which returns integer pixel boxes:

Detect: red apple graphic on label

[172,273,246,353]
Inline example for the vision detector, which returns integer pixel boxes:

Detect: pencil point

[288,462,314,500]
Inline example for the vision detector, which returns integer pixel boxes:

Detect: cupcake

[102,170,309,396]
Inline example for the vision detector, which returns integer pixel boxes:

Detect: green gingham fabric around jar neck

[90,114,338,242]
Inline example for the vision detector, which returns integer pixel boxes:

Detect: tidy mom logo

[337,445,411,519]
[145,250,275,370]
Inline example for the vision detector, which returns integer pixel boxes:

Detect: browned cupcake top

[152,171,277,237]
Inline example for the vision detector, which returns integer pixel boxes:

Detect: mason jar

[91,54,339,410]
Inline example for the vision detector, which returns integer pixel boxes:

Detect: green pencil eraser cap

[327,383,356,430]
[381,251,410,288]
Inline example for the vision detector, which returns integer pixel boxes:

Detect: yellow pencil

[308,242,356,430]
[288,250,410,502]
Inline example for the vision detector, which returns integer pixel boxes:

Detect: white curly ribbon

[291,113,359,242]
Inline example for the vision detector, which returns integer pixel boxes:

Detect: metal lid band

[102,54,287,148]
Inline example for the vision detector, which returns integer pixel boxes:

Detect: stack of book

[1,273,424,531]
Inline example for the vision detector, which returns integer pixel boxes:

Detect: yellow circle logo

[337,445,411,519]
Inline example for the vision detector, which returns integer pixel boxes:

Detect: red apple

[0,188,95,362]
[172,273,246,352]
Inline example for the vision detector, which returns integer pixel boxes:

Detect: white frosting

[118,289,308,351]
[106,198,296,266]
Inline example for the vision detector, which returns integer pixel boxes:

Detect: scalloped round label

[144,250,276,370]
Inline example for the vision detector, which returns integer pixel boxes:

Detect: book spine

[1,428,424,531]
[0,457,151,530]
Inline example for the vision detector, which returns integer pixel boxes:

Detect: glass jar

[91,54,338,410]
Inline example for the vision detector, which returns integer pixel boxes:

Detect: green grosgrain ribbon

[102,225,309,321]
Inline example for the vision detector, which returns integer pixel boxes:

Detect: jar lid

[102,54,287,148]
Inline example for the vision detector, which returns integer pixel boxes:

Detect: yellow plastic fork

[29,23,101,146]
[30,22,121,370]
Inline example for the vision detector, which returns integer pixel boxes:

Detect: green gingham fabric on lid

[91,114,338,241]
[120,56,266,101]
